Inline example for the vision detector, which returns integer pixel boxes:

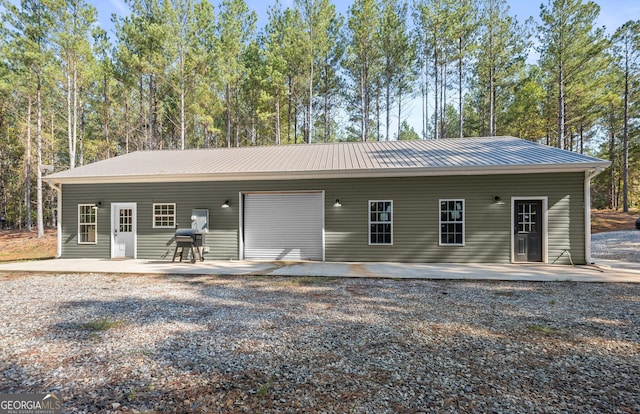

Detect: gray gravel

[1,272,638,413]
[592,230,640,263]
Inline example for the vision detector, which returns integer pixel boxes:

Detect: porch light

[221,200,230,209]
[493,196,505,205]
[333,199,342,208]
[93,201,102,209]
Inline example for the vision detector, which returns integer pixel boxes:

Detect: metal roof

[45,136,610,184]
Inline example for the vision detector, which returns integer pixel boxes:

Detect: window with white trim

[369,200,393,245]
[153,203,176,228]
[439,199,464,245]
[78,204,97,244]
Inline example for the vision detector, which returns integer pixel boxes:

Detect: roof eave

[43,162,611,185]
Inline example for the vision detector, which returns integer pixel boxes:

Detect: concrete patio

[1,257,639,283]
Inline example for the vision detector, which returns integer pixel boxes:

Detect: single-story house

[44,136,610,265]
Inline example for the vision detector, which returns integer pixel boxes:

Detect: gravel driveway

[1,272,638,413]
[592,230,640,263]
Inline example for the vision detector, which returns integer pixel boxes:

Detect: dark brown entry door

[514,200,543,262]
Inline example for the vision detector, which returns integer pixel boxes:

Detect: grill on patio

[172,229,205,263]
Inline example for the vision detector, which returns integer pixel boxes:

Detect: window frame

[152,203,177,229]
[78,204,98,245]
[439,199,465,246]
[368,200,393,246]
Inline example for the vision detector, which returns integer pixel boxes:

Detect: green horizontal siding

[60,172,585,264]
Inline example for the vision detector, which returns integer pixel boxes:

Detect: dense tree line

[0,0,638,234]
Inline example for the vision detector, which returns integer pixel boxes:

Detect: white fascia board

[44,162,611,185]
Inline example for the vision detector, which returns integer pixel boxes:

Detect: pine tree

[217,0,256,147]
[344,0,381,142]
[612,20,640,212]
[538,0,608,149]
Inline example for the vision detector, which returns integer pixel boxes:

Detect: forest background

[0,0,639,237]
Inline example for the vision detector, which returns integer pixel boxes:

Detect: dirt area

[0,229,57,262]
[592,209,639,234]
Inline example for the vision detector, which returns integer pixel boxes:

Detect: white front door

[111,203,136,258]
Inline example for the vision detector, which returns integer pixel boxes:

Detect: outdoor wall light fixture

[333,199,342,208]
[221,200,230,209]
[493,196,505,205]
[93,201,103,209]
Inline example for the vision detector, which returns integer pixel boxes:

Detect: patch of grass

[257,376,273,398]
[128,347,154,356]
[82,318,123,332]
[528,325,557,335]
[278,276,338,286]
[127,388,137,401]
[549,299,557,305]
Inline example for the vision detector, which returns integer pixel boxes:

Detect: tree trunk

[376,91,380,141]
[424,53,428,139]
[139,75,144,149]
[225,82,231,148]
[180,58,185,150]
[458,36,463,138]
[557,61,565,150]
[361,69,367,142]
[234,84,240,147]
[148,75,154,150]
[104,74,110,158]
[26,97,32,231]
[622,54,629,212]
[489,66,494,137]
[50,113,56,228]
[36,74,44,238]
[72,52,78,165]
[287,77,293,144]
[125,98,130,153]
[385,63,391,141]
[294,102,298,144]
[308,61,313,144]
[434,47,439,139]
[397,86,402,139]
[275,92,281,145]
[324,66,330,142]
[608,129,616,209]
[66,52,75,169]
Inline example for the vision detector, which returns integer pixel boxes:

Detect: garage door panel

[244,193,323,260]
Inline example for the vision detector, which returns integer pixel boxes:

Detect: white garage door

[243,192,323,260]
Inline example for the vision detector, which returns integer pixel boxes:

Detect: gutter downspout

[584,168,602,264]
[49,182,62,258]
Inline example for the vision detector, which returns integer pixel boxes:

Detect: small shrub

[257,376,273,398]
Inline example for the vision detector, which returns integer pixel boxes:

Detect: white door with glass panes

[111,203,136,258]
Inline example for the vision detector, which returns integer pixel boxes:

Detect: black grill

[172,229,205,263]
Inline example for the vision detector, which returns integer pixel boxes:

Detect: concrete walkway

[1,258,640,283]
